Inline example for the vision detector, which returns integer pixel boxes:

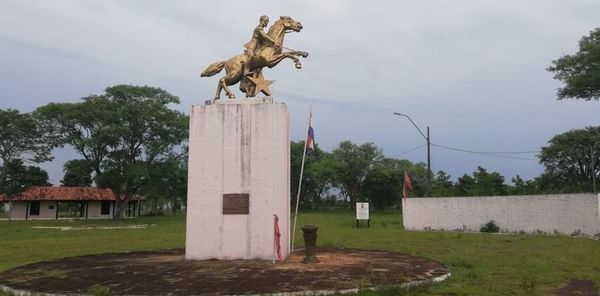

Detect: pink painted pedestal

[185,98,290,260]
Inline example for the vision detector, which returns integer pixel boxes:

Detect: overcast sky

[1,1,600,185]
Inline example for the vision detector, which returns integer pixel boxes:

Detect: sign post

[355,202,370,228]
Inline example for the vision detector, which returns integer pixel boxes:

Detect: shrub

[480,220,500,233]
[87,284,111,296]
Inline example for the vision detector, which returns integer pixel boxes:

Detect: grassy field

[1,211,599,295]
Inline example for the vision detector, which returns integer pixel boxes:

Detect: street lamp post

[393,112,432,197]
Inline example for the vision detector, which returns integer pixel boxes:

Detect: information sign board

[356,202,369,220]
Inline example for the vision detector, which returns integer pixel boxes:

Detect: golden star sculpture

[247,71,273,97]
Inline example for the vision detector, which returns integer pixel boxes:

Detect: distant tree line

[291,129,600,210]
[1,87,599,217]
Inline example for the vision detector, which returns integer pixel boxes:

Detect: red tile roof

[0,186,143,202]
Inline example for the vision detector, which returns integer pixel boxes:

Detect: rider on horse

[241,15,279,94]
[244,15,279,58]
[201,15,307,101]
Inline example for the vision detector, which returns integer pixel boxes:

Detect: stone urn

[301,224,320,263]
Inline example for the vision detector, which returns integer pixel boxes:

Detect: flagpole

[291,111,311,253]
[271,107,277,264]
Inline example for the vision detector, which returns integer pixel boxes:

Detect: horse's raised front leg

[265,52,304,69]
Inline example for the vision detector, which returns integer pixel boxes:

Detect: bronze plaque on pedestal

[223,193,249,214]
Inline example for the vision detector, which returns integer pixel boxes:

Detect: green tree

[472,166,507,196]
[378,158,428,198]
[143,155,188,215]
[539,126,600,192]
[432,170,455,197]
[290,141,327,210]
[0,159,51,205]
[455,167,507,196]
[455,174,475,196]
[547,28,600,100]
[363,165,401,210]
[36,85,189,219]
[0,109,54,164]
[309,154,337,209]
[532,173,564,194]
[61,159,94,187]
[330,141,384,208]
[0,109,54,212]
[508,175,539,195]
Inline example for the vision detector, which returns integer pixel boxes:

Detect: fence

[402,193,600,236]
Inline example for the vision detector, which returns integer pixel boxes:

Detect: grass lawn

[1,211,599,295]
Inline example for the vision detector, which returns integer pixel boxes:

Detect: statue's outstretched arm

[258,29,277,45]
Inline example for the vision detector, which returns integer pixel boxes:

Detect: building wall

[403,194,600,236]
[9,202,27,219]
[8,200,118,220]
[186,99,290,260]
[87,201,113,219]
[37,201,58,219]
[10,201,58,220]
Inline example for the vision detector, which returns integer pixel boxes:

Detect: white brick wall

[403,194,600,235]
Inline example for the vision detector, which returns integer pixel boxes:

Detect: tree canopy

[290,141,331,209]
[0,159,51,199]
[142,154,188,215]
[36,85,189,219]
[547,27,600,100]
[61,159,94,187]
[0,108,54,201]
[330,141,384,207]
[0,109,54,164]
[539,126,600,192]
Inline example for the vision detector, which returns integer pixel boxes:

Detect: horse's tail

[201,61,226,77]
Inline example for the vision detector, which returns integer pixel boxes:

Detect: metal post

[291,111,311,253]
[393,112,432,197]
[592,146,597,193]
[427,126,432,197]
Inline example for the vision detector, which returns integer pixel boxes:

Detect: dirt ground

[0,248,448,295]
[551,279,599,296]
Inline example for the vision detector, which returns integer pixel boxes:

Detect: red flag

[274,215,284,261]
[403,170,413,199]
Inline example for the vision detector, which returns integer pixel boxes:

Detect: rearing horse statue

[201,16,308,101]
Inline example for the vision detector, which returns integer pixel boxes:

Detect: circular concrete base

[0,248,449,295]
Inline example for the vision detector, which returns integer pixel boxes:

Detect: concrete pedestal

[185,98,290,260]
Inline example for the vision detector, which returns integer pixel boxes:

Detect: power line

[431,143,537,161]
[391,143,427,157]
[432,143,539,155]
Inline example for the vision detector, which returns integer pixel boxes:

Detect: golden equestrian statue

[201,16,308,101]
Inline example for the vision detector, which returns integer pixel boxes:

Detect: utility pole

[393,112,432,197]
[426,126,431,197]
